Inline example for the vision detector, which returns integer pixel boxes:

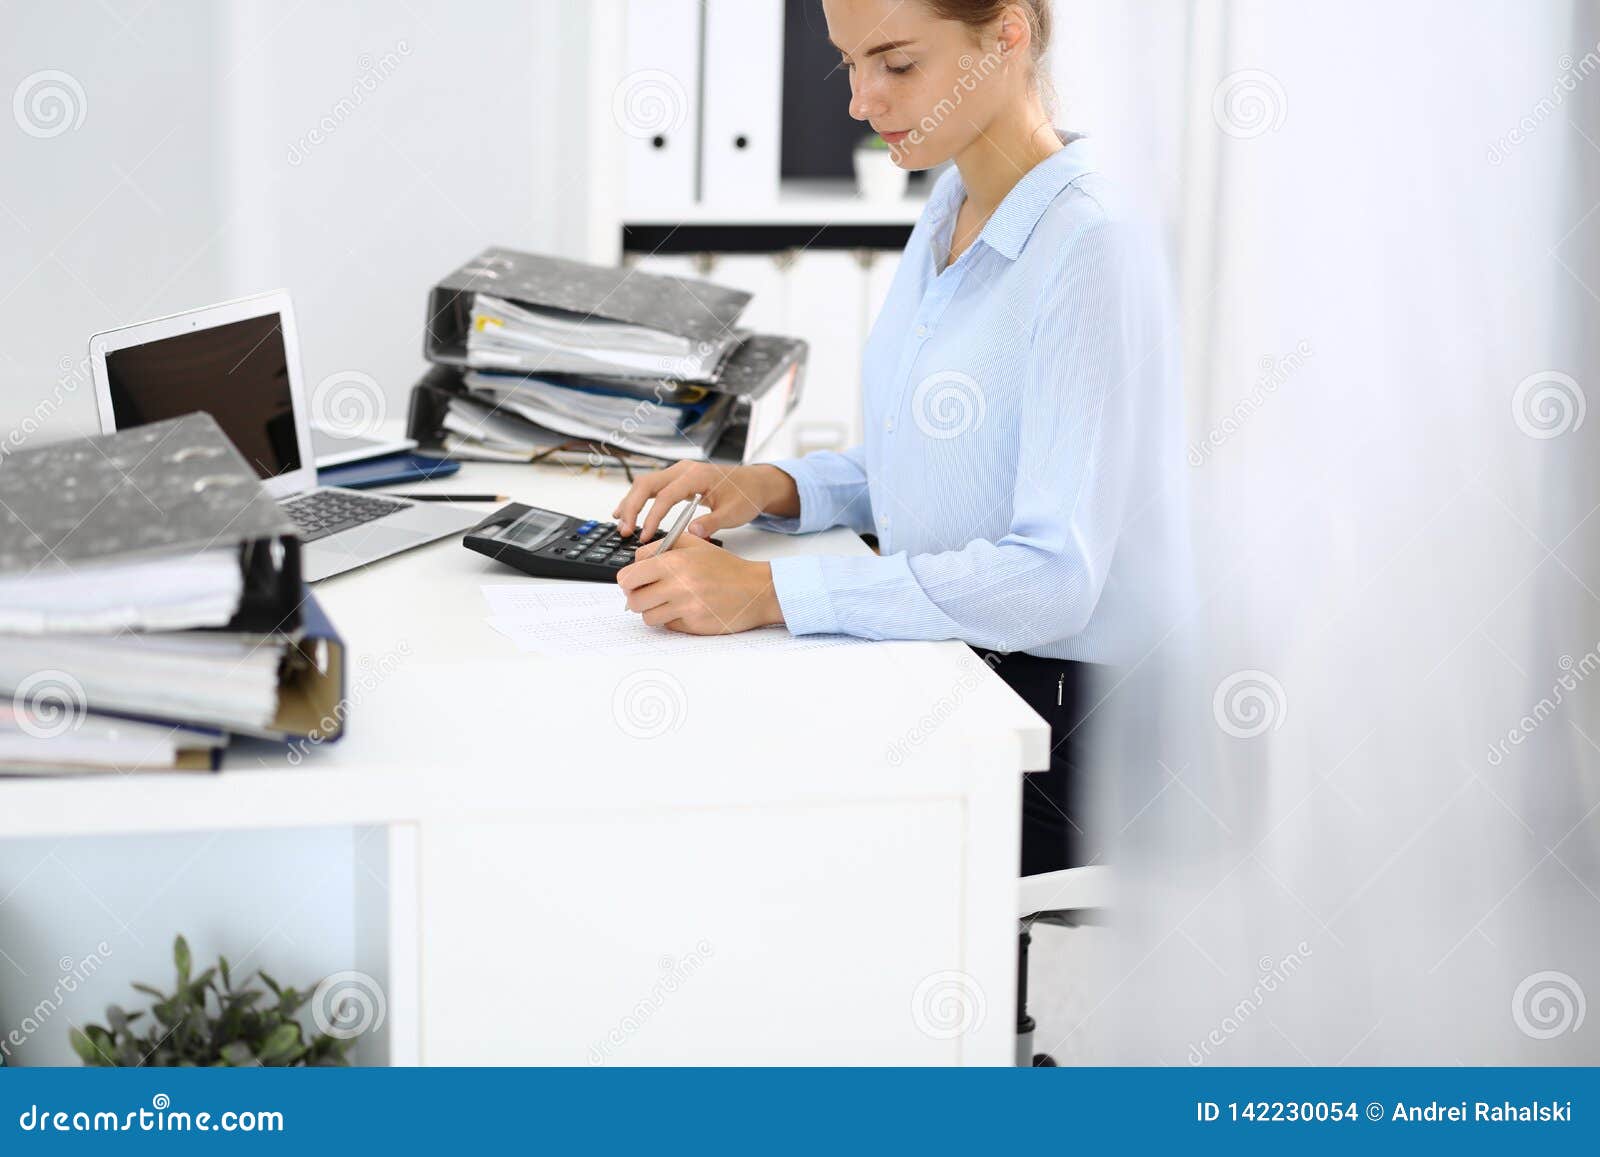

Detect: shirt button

[884,418,895,433]
[915,324,928,337]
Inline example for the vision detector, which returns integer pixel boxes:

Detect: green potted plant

[854,132,910,201]
[69,935,352,1067]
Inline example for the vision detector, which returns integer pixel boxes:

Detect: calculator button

[604,556,627,567]
[576,521,596,533]
[562,548,584,559]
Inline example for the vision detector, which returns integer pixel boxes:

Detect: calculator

[462,502,719,583]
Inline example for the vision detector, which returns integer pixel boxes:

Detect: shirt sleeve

[749,445,875,536]
[767,217,1153,653]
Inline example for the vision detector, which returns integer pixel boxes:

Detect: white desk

[2,461,1049,1065]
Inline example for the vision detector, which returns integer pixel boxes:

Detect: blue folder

[318,451,461,490]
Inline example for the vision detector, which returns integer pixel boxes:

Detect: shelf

[623,177,930,227]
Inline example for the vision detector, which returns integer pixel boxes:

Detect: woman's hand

[616,532,784,635]
[613,461,798,542]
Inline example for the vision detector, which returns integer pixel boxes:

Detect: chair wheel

[1032,1053,1057,1067]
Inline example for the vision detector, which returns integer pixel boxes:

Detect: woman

[612,0,1183,876]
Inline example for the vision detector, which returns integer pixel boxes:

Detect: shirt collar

[925,131,1095,263]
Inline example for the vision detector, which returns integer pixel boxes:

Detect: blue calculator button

[576,520,596,533]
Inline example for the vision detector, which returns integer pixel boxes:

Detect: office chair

[1016,865,1111,1066]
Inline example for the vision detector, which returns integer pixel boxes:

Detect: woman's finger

[613,466,679,534]
[642,603,680,628]
[623,581,674,615]
[614,555,663,592]
[637,484,698,543]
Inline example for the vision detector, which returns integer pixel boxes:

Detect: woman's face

[822,0,1017,170]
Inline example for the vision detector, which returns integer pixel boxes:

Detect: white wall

[0,0,600,447]
[0,0,600,1066]
[0,0,231,443]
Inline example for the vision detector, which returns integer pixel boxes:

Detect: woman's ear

[995,8,1030,61]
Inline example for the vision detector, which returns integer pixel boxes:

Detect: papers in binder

[468,294,732,381]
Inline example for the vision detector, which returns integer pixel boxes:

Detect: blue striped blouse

[753,135,1187,664]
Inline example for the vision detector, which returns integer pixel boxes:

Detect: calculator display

[496,508,566,550]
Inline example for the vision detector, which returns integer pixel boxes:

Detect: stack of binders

[408,247,807,468]
[0,412,347,776]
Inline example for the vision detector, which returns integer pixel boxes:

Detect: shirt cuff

[748,458,827,536]
[768,554,839,635]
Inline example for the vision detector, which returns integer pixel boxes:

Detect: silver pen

[652,491,703,556]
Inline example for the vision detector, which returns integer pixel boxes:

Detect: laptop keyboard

[283,490,409,543]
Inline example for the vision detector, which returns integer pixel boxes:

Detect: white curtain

[1036,0,1600,1064]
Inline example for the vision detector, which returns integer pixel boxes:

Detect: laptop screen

[103,313,301,480]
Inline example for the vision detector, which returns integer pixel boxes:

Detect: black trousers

[969,647,1094,877]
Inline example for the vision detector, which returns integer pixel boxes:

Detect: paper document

[480,583,870,658]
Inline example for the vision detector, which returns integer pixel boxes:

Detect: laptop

[89,290,480,582]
